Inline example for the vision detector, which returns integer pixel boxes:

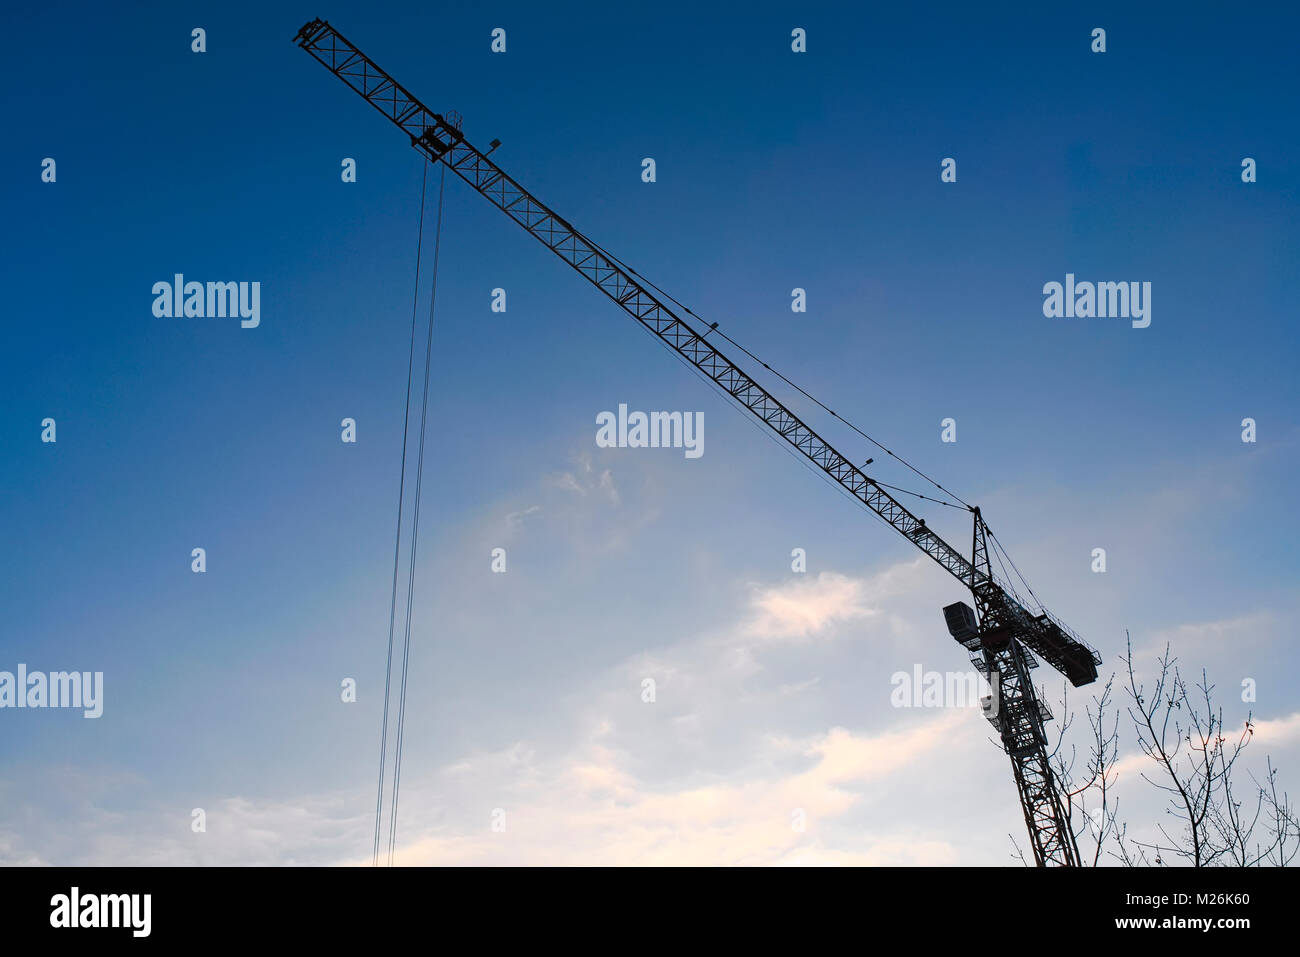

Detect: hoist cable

[386,161,447,865]
[988,528,1043,611]
[372,161,429,867]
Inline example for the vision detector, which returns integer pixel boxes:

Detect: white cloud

[743,571,875,641]
[547,452,618,505]
[1253,710,1300,747]
[1135,611,1276,660]
[375,709,967,867]
[10,542,1289,867]
[1,559,983,866]
[504,505,541,529]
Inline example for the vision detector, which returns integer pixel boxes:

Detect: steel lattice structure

[295,18,1101,865]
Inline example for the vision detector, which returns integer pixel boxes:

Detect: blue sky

[2,1,1298,864]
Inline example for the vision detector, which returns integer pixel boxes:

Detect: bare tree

[1121,634,1226,865]
[1012,630,1299,867]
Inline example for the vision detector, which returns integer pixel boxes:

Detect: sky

[1,1,1298,865]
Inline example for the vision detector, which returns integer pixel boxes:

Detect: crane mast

[294,18,1102,865]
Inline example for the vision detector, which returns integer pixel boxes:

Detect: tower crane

[294,18,1103,866]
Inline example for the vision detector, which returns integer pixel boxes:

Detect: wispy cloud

[0,559,981,866]
[743,572,875,642]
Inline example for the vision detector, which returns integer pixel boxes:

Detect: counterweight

[294,18,1103,865]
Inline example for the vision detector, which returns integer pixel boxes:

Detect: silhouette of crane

[294,18,1102,866]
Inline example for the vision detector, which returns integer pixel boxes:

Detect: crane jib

[294,18,1100,689]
